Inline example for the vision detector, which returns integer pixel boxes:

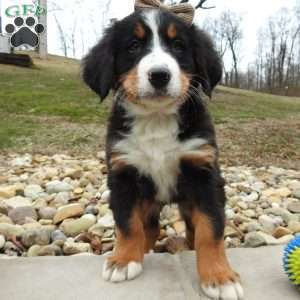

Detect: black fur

[82,10,225,241]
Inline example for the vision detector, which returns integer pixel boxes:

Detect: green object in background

[283,236,300,288]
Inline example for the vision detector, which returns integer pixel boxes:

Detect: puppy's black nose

[148,68,171,89]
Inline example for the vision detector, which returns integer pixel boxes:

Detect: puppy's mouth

[120,68,190,109]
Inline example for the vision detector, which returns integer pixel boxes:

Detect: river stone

[37,244,62,256]
[53,192,71,206]
[247,221,262,232]
[88,223,105,237]
[277,234,294,244]
[3,196,32,209]
[97,214,115,228]
[0,223,24,237]
[287,202,300,214]
[8,207,37,225]
[51,230,67,242]
[21,229,51,247]
[63,242,92,255]
[265,207,298,224]
[63,168,83,179]
[0,234,5,249]
[257,231,279,245]
[244,232,266,247]
[258,215,276,234]
[53,204,84,224]
[101,190,110,202]
[173,221,185,235]
[46,180,73,194]
[0,186,16,199]
[288,221,300,233]
[0,215,13,224]
[39,207,57,220]
[292,189,300,199]
[27,245,42,257]
[60,214,96,237]
[24,185,44,200]
[4,241,19,256]
[273,226,292,238]
[11,154,32,167]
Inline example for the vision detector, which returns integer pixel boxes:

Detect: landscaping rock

[24,185,44,200]
[37,244,62,256]
[0,186,17,199]
[97,214,115,228]
[0,224,24,238]
[292,189,300,199]
[0,215,13,224]
[0,235,5,249]
[287,202,300,214]
[39,207,57,220]
[88,224,105,237]
[273,226,292,238]
[21,229,51,247]
[53,204,84,224]
[258,215,276,233]
[3,196,32,209]
[51,230,67,242]
[0,154,299,257]
[46,181,73,194]
[244,232,266,247]
[288,221,300,233]
[63,242,92,255]
[60,214,96,237]
[8,207,37,225]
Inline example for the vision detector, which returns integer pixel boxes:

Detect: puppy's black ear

[192,27,222,97]
[82,28,115,101]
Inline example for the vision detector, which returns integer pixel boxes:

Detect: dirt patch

[217,118,300,169]
[1,116,299,170]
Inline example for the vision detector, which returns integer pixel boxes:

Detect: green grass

[0,52,300,168]
[0,53,109,123]
[211,87,300,124]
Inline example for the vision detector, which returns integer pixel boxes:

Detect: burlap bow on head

[135,0,195,26]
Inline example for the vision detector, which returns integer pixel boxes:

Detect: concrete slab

[0,246,299,300]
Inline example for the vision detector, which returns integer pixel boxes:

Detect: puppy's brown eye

[173,39,185,53]
[128,40,141,54]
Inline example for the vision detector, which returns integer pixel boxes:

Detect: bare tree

[54,14,68,57]
[221,11,243,88]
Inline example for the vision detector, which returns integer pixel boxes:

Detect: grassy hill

[0,53,299,168]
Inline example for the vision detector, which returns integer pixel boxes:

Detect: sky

[0,0,298,70]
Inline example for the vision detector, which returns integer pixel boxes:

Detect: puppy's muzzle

[148,67,171,89]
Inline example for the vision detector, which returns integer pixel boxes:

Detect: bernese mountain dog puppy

[83,8,244,300]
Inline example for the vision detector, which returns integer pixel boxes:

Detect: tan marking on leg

[181,144,216,167]
[167,23,177,39]
[110,152,127,171]
[192,211,240,285]
[140,201,160,253]
[108,208,145,268]
[134,22,146,39]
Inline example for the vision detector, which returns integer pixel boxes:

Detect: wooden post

[38,0,47,59]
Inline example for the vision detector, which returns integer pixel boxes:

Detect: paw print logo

[5,17,45,48]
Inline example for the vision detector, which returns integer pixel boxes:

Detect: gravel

[0,153,299,257]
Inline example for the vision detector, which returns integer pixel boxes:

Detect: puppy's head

[82,9,222,111]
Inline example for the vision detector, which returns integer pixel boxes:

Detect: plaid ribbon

[135,0,195,26]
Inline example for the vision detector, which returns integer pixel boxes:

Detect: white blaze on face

[137,10,182,100]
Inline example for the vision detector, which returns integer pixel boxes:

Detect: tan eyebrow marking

[167,23,177,39]
[134,22,146,39]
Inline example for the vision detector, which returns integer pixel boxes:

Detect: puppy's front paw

[201,281,244,300]
[102,258,143,282]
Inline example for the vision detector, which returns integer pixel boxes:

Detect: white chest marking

[113,113,207,202]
